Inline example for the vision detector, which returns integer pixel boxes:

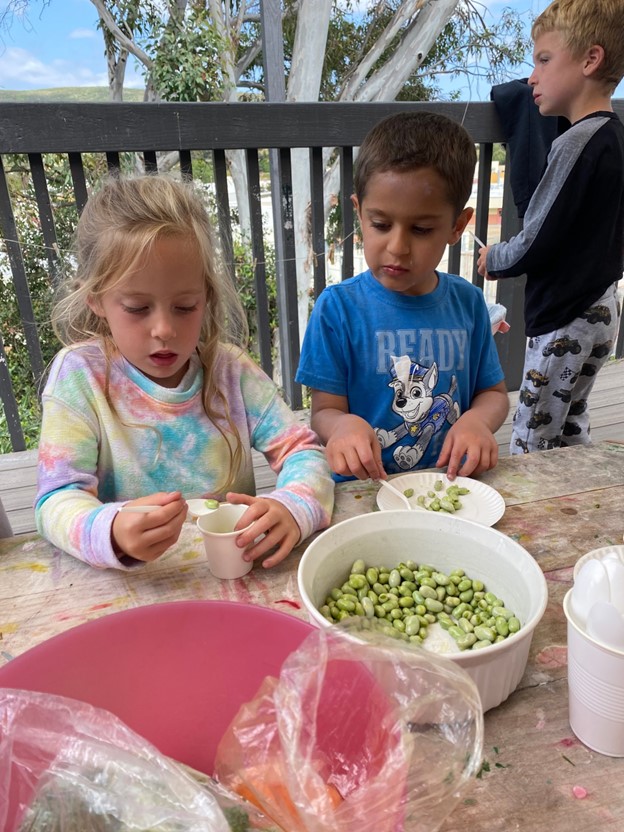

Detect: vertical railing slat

[0,328,26,451]
[309,146,326,298]
[212,148,234,277]
[143,150,158,172]
[0,156,45,388]
[273,147,301,407]
[448,240,461,275]
[472,142,493,290]
[68,152,89,214]
[339,146,354,281]
[28,153,61,284]
[179,149,193,180]
[245,148,273,378]
[106,152,121,174]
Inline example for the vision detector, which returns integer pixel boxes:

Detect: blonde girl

[36,174,334,569]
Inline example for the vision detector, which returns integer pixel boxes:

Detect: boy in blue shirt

[296,111,509,482]
[478,0,624,455]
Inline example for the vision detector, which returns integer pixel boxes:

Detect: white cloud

[0,46,108,88]
[69,28,97,39]
[0,45,146,90]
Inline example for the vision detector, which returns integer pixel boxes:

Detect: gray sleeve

[487,117,610,277]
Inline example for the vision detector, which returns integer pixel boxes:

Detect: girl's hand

[224,492,301,568]
[112,491,187,562]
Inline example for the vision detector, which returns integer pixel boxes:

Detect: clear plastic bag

[214,618,484,832]
[0,688,232,832]
[487,302,511,334]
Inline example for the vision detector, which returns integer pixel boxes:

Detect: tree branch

[89,0,153,69]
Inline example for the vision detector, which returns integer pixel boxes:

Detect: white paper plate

[375,472,505,527]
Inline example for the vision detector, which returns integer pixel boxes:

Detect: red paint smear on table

[274,599,301,610]
[88,603,114,611]
[536,645,567,668]
[557,737,579,748]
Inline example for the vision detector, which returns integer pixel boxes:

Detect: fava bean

[320,558,521,653]
[388,569,402,587]
[366,567,379,585]
[495,617,510,637]
[425,598,444,613]
[474,625,496,642]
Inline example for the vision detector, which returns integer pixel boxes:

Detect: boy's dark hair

[353,111,477,217]
[532,0,624,93]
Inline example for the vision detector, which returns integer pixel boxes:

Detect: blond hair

[532,0,624,91]
[53,173,249,491]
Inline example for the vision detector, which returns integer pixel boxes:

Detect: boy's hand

[112,491,187,562]
[436,413,499,480]
[325,414,385,481]
[477,245,493,279]
[224,493,300,568]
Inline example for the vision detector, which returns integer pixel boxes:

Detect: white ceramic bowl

[297,510,548,712]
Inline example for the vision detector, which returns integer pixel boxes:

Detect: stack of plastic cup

[563,545,624,757]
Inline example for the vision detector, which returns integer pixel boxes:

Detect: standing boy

[478,0,624,454]
[296,111,509,482]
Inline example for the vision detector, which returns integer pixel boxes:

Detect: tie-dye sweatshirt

[35,341,334,569]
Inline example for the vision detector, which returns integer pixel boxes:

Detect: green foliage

[232,234,278,366]
[150,6,226,101]
[492,143,507,164]
[0,153,86,452]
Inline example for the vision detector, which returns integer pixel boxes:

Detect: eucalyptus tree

[1,0,529,339]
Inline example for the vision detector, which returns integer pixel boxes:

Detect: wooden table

[1,441,624,831]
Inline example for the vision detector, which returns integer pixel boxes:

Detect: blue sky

[0,0,622,98]
[0,0,144,89]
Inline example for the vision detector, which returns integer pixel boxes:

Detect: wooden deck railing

[1,100,623,453]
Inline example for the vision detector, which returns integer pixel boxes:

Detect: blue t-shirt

[296,269,504,478]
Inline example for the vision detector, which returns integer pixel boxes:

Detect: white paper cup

[563,589,624,757]
[197,504,253,580]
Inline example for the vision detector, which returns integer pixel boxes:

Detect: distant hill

[0,87,145,103]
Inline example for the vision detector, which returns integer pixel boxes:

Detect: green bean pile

[319,559,521,651]
[412,480,470,513]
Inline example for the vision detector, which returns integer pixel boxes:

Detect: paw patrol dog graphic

[375,355,460,470]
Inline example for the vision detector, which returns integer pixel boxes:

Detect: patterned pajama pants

[511,283,620,454]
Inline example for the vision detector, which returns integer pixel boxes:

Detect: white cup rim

[196,503,252,537]
[197,523,253,538]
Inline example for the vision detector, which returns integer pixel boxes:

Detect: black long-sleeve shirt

[487,111,624,336]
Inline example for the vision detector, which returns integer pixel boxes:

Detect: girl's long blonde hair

[52,173,249,492]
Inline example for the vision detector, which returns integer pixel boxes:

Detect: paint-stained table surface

[1,441,624,831]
